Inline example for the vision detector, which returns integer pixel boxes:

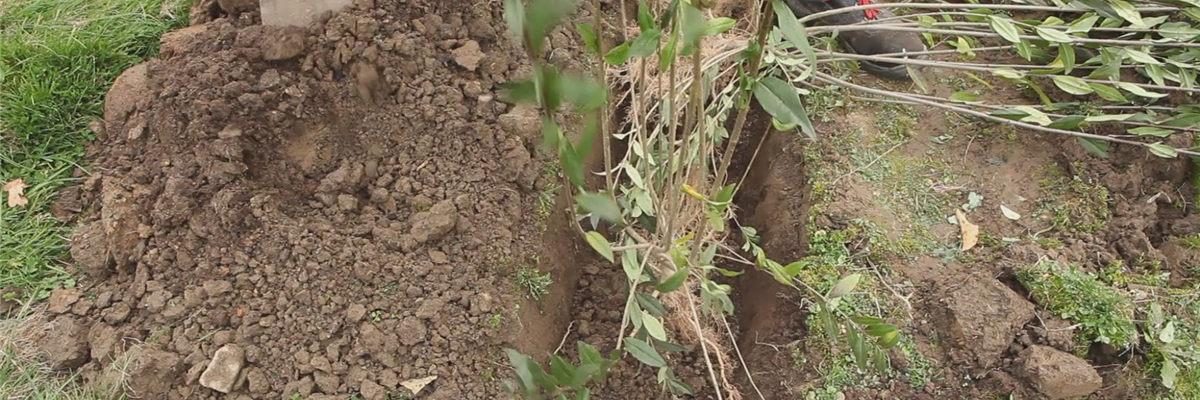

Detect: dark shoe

[782,0,926,80]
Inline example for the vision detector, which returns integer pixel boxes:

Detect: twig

[722,316,766,400]
[810,70,1200,156]
[554,320,576,354]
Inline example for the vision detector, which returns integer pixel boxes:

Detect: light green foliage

[1,0,189,297]
[1180,234,1200,251]
[1017,260,1138,348]
[514,265,552,302]
[1036,163,1111,234]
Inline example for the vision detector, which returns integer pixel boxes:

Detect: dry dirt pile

[41,1,576,398]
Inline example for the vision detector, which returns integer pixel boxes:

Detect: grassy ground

[1,0,186,396]
[0,0,188,298]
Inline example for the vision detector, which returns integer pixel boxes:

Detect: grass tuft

[0,0,188,297]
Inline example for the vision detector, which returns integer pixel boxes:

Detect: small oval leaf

[827,273,862,299]
[1000,205,1022,220]
[625,337,666,367]
[584,231,614,262]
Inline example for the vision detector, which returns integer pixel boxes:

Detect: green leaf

[560,141,585,187]
[641,311,667,341]
[605,42,632,65]
[949,91,981,103]
[849,325,868,369]
[1162,357,1179,389]
[1058,43,1076,74]
[993,68,1026,80]
[1067,15,1100,33]
[679,2,705,55]
[873,348,890,374]
[1124,48,1163,65]
[636,292,668,317]
[1110,0,1144,26]
[503,0,526,45]
[989,16,1024,43]
[629,29,663,58]
[1052,75,1093,95]
[576,192,622,223]
[579,341,603,365]
[584,231,614,262]
[1129,126,1173,137]
[773,1,818,74]
[865,323,898,337]
[827,273,862,299]
[571,363,599,388]
[877,329,901,349]
[1160,321,1176,343]
[1035,26,1074,43]
[576,387,591,400]
[1148,143,1179,158]
[501,80,538,104]
[1117,82,1168,98]
[562,75,606,111]
[541,117,561,150]
[782,261,804,278]
[638,1,655,31]
[1163,113,1200,128]
[577,114,599,160]
[654,338,688,353]
[505,348,540,395]
[753,76,815,139]
[851,315,885,325]
[625,337,667,367]
[1048,115,1087,130]
[1015,40,1035,61]
[550,354,575,384]
[1015,105,1052,126]
[660,32,677,71]
[1089,82,1127,103]
[1089,49,1121,79]
[1085,114,1134,122]
[538,65,563,110]
[704,17,736,36]
[655,266,689,292]
[578,24,599,55]
[527,0,578,54]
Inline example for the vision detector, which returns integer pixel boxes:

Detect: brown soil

[31,0,1199,399]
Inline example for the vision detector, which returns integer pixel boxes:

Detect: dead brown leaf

[955,209,979,251]
[3,178,29,207]
[400,375,437,395]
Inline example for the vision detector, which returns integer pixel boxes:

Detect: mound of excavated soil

[46,1,596,398]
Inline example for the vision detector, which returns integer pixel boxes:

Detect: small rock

[397,317,426,346]
[262,26,307,61]
[409,200,458,244]
[429,250,448,264]
[338,194,359,212]
[314,370,340,393]
[199,344,246,393]
[38,317,90,370]
[347,304,367,322]
[451,40,485,71]
[47,288,81,314]
[1017,345,1102,400]
[246,368,270,394]
[217,126,243,139]
[70,221,113,279]
[203,280,234,297]
[415,298,445,319]
[360,379,387,400]
[103,302,132,324]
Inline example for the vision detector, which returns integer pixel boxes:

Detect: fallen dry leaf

[1000,204,1022,220]
[3,178,28,207]
[400,375,438,395]
[955,209,979,251]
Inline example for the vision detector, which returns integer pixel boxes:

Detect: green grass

[514,265,552,301]
[1017,259,1139,348]
[0,0,188,297]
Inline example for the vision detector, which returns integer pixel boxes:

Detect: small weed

[370,309,384,323]
[1034,237,1064,249]
[1180,234,1200,250]
[1017,259,1138,348]
[1036,164,1111,234]
[380,281,400,295]
[488,313,503,329]
[898,337,935,388]
[515,265,552,301]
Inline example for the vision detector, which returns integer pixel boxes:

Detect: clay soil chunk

[933,275,1036,369]
[199,344,246,393]
[37,317,91,370]
[1017,345,1102,400]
